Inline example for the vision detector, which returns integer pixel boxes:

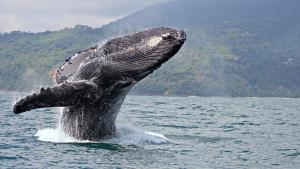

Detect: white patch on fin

[56,49,94,83]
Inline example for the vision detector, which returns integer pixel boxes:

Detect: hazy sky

[0,0,169,33]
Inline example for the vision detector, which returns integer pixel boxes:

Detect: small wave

[35,125,169,145]
[188,95,198,98]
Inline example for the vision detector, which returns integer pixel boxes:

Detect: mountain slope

[0,0,300,97]
[104,0,300,30]
[106,0,300,97]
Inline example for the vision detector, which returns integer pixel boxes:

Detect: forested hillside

[0,0,299,97]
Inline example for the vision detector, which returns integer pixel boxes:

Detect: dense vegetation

[0,0,299,97]
[0,26,104,90]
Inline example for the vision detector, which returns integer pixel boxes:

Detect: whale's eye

[162,33,174,40]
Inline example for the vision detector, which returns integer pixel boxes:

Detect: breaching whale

[13,27,186,141]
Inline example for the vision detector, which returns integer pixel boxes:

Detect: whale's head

[132,27,186,81]
[101,27,186,87]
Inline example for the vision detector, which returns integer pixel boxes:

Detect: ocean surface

[1,92,299,169]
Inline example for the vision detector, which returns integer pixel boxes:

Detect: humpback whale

[13,27,186,141]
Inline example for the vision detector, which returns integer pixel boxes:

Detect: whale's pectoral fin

[13,81,100,114]
[103,78,136,95]
[111,78,136,89]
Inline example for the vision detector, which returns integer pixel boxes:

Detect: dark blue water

[1,92,299,168]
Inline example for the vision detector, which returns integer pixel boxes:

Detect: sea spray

[35,124,169,145]
[108,124,169,145]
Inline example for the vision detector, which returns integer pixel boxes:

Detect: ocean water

[1,92,299,169]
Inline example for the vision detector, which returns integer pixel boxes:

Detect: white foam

[35,128,90,143]
[35,125,169,145]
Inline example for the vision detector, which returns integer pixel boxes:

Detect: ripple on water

[157,124,199,129]
[284,152,300,157]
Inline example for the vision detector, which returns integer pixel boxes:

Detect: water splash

[109,125,169,145]
[35,125,169,145]
[35,128,83,143]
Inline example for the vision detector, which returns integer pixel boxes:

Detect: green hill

[0,0,300,97]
